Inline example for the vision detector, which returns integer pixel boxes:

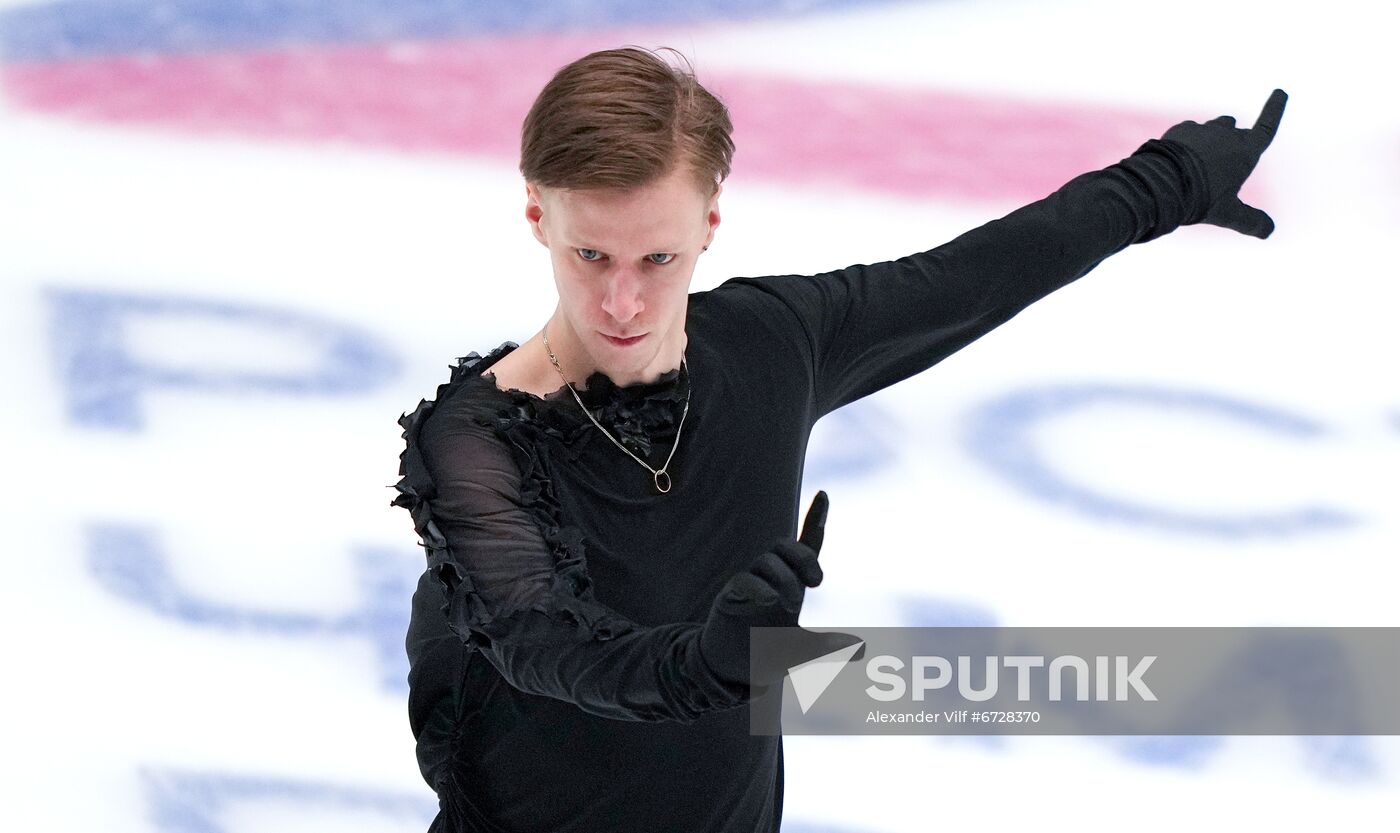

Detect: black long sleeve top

[393,138,1209,833]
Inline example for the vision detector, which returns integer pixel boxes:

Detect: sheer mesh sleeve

[712,138,1211,418]
[394,374,750,724]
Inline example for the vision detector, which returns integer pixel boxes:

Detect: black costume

[394,138,1216,832]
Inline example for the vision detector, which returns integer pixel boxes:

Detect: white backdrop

[3,0,1397,830]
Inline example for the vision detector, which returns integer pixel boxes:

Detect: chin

[595,337,659,375]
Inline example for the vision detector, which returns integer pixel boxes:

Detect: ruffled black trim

[570,364,689,461]
[392,357,495,639]
[393,342,685,647]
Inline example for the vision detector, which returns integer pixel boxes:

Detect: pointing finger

[798,490,828,554]
[1250,88,1288,148]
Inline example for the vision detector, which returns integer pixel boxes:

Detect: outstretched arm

[715,89,1289,418]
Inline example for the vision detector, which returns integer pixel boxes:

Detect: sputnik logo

[787,640,866,714]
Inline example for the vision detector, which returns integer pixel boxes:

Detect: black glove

[699,490,865,689]
[1151,88,1288,239]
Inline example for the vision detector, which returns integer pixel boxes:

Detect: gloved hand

[699,490,865,689]
[1154,88,1289,239]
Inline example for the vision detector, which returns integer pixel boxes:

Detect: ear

[525,182,548,247]
[702,183,722,250]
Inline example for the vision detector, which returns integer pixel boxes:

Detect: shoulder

[691,274,783,310]
[476,338,563,400]
[690,274,817,354]
[399,344,520,471]
[692,273,819,323]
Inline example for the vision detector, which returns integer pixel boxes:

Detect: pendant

[654,470,672,493]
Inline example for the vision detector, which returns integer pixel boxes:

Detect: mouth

[602,332,647,347]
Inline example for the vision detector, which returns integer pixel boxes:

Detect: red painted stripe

[713,75,1171,202]
[1,31,1250,205]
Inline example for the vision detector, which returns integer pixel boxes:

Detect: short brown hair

[519,46,734,198]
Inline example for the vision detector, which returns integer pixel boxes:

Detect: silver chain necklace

[541,328,690,494]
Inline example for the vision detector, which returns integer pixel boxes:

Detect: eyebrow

[574,242,683,253]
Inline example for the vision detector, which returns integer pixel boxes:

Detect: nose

[601,269,644,324]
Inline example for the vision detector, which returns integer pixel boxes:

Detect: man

[394,45,1286,832]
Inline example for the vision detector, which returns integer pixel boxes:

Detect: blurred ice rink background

[2,0,1398,830]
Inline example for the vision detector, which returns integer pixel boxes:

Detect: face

[525,164,721,386]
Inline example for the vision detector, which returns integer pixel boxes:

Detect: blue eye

[577,248,603,262]
[647,253,676,265]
